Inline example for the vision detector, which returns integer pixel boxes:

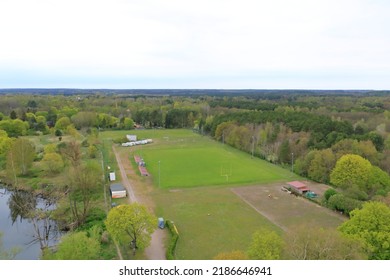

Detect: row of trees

[1,108,206,138]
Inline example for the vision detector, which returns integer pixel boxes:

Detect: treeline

[206,110,365,149]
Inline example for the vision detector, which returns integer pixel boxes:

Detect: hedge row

[165,220,179,260]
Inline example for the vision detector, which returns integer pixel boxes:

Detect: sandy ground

[112,145,167,260]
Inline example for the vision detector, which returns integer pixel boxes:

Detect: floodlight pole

[251,135,255,159]
[291,152,294,173]
[158,160,161,188]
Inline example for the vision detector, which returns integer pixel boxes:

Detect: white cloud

[0,0,389,88]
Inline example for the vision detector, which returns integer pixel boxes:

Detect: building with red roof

[287,181,310,195]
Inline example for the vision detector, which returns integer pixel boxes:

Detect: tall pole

[158,160,161,188]
[291,152,294,173]
[251,136,255,159]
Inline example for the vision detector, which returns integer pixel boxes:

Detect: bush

[328,194,363,216]
[324,188,338,201]
[80,207,107,231]
[113,137,127,144]
[165,220,179,260]
[55,129,62,136]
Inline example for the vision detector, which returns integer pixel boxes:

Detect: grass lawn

[152,187,282,259]
[101,129,299,188]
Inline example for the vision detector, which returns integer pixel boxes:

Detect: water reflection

[8,190,37,223]
[0,186,61,259]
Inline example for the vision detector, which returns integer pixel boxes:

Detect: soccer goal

[220,163,232,182]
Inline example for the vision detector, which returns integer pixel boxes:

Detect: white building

[126,135,137,142]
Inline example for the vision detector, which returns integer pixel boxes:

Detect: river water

[0,185,61,260]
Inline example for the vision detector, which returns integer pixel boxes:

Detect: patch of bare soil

[232,182,346,232]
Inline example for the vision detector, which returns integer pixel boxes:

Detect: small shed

[126,135,137,142]
[287,181,310,195]
[110,183,127,198]
[109,172,116,181]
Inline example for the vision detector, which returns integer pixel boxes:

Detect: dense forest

[1,90,390,259]
[2,91,390,199]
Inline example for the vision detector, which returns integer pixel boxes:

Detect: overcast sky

[0,0,389,89]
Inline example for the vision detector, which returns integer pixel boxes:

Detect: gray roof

[110,183,125,192]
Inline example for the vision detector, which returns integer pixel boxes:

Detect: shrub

[324,188,338,201]
[165,220,179,260]
[328,194,363,216]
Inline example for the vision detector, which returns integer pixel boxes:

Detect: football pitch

[123,129,299,188]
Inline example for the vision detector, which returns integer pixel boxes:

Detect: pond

[0,185,61,260]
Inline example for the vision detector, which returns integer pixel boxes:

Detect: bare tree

[60,140,81,167]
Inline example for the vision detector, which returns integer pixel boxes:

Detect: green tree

[308,149,336,183]
[6,138,35,178]
[247,229,284,260]
[42,152,64,174]
[294,150,316,177]
[43,143,58,154]
[122,117,135,130]
[278,139,291,164]
[47,231,101,260]
[10,110,17,120]
[97,113,116,128]
[105,203,156,255]
[330,154,372,191]
[339,201,390,259]
[71,111,97,129]
[55,116,71,130]
[68,162,102,227]
[0,119,29,137]
[367,166,390,197]
[365,132,384,151]
[0,131,13,167]
[35,115,49,133]
[214,121,235,142]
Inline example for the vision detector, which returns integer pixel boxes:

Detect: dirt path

[112,145,166,260]
[113,145,137,202]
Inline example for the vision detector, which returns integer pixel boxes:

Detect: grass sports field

[103,129,298,188]
[100,129,344,259]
